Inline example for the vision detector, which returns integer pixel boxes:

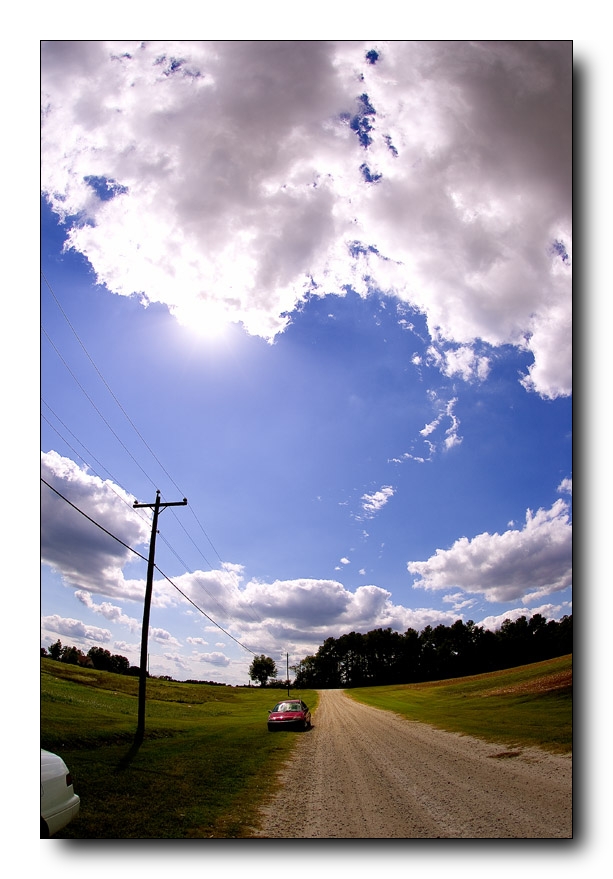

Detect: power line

[42,326,158,491]
[41,273,265,641]
[42,270,186,498]
[42,271,225,568]
[41,412,261,631]
[154,566,256,655]
[41,477,148,562]
[41,478,257,656]
[43,401,130,492]
[41,402,154,532]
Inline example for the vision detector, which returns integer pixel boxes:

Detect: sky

[40,40,573,687]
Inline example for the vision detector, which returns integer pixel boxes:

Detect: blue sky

[40,41,572,686]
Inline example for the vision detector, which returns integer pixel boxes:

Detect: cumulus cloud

[195,651,231,667]
[172,568,459,659]
[150,627,181,647]
[162,653,192,671]
[114,641,139,655]
[41,450,151,598]
[41,40,571,398]
[41,614,112,644]
[407,499,572,602]
[478,601,572,631]
[41,450,572,676]
[75,589,140,630]
[434,345,491,383]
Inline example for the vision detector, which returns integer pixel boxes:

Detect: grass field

[41,659,318,838]
[348,654,572,754]
[41,654,571,838]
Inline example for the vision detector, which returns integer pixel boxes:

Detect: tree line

[41,613,572,690]
[42,640,139,676]
[41,640,230,686]
[293,614,572,689]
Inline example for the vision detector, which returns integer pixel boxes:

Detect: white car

[41,749,80,837]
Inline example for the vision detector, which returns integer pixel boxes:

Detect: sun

[172,299,233,341]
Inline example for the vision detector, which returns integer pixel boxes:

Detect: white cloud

[558,477,572,495]
[408,395,462,459]
[438,345,491,383]
[161,653,191,671]
[407,499,572,603]
[358,485,395,519]
[196,652,231,668]
[442,593,477,613]
[150,627,181,647]
[165,568,460,660]
[75,590,140,630]
[114,641,139,655]
[41,40,571,398]
[41,614,112,644]
[478,601,572,631]
[41,450,151,598]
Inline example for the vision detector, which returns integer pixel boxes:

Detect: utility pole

[287,653,290,696]
[133,490,187,744]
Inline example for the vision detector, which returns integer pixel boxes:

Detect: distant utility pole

[133,490,187,745]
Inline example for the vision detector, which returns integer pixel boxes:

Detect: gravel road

[252,688,572,839]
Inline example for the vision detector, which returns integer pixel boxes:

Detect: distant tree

[88,646,114,671]
[556,614,573,655]
[85,646,131,674]
[48,639,63,660]
[41,647,48,657]
[294,655,319,688]
[249,654,278,686]
[110,653,130,674]
[61,645,85,665]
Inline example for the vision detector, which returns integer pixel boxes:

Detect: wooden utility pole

[133,490,187,744]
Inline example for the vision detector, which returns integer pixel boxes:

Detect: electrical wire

[41,271,268,643]
[42,270,224,563]
[41,477,148,563]
[42,325,158,491]
[41,477,258,656]
[43,401,129,491]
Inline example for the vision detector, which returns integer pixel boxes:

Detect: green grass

[347,654,572,754]
[41,659,318,838]
[41,655,571,837]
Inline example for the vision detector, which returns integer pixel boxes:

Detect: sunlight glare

[172,298,233,341]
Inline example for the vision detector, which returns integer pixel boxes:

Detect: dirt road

[252,688,572,838]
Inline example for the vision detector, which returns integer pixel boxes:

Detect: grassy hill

[41,654,571,838]
[41,659,318,838]
[348,654,572,754]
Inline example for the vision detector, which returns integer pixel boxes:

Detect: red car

[267,699,312,731]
